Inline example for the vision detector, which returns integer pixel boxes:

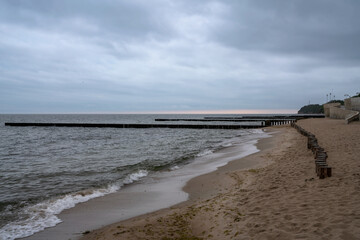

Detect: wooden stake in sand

[291,122,332,179]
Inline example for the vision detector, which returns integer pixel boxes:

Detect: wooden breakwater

[204,114,325,120]
[291,122,332,179]
[5,114,323,129]
[4,122,263,129]
[155,118,297,126]
[154,114,325,127]
[155,118,297,122]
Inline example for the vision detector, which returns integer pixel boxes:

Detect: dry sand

[81,118,360,240]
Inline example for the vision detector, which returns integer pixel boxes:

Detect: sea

[0,114,269,240]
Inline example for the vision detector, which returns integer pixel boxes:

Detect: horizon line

[0,109,298,115]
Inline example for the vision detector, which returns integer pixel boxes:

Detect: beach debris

[291,122,332,179]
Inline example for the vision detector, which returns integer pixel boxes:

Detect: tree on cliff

[298,104,324,114]
[352,92,360,98]
[327,100,344,105]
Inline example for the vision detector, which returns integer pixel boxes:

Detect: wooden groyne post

[291,122,332,179]
[4,122,264,129]
[155,118,297,127]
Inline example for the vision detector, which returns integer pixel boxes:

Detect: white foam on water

[170,165,180,171]
[221,142,233,147]
[123,170,148,184]
[196,149,213,157]
[248,128,266,134]
[0,170,149,240]
[0,129,271,240]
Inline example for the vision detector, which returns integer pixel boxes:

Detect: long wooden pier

[4,122,263,129]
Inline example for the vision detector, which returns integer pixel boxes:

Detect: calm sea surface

[0,114,264,240]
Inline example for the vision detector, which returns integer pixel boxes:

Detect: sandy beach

[81,118,360,240]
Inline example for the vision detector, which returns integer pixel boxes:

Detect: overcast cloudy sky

[1,0,359,114]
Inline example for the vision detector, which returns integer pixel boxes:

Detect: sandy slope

[81,118,360,240]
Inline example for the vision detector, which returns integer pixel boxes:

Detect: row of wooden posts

[291,122,332,179]
[263,119,297,127]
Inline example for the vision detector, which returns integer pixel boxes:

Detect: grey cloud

[0,0,359,113]
[0,0,174,41]
[215,0,360,63]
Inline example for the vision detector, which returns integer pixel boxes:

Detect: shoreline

[22,128,270,240]
[182,127,279,203]
[80,127,282,239]
[81,118,360,239]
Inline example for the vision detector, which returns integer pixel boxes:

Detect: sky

[1,0,359,114]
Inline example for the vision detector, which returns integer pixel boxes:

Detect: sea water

[0,114,267,240]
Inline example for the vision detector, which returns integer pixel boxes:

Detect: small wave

[123,170,148,184]
[170,165,179,171]
[221,143,233,147]
[0,184,120,240]
[249,128,266,134]
[196,149,213,157]
[0,170,149,240]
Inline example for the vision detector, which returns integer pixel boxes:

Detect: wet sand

[82,118,360,240]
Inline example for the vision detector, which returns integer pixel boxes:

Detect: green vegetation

[298,92,359,114]
[298,104,324,114]
[327,100,344,105]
